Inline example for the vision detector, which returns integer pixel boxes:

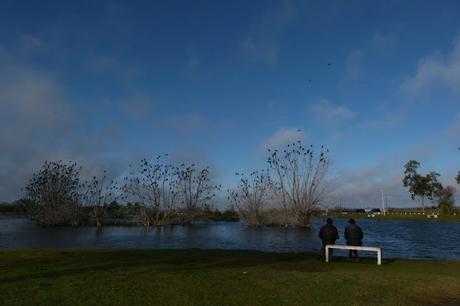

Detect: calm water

[1,216,459,260]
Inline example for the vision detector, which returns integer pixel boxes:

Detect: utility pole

[381,189,385,215]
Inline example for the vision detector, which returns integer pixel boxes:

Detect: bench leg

[377,250,381,266]
[325,246,329,263]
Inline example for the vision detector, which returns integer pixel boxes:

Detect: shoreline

[327,213,460,222]
[2,211,460,223]
[0,247,459,262]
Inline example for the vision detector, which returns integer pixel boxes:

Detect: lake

[1,216,459,260]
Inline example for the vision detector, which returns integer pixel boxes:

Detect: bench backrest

[326,245,381,252]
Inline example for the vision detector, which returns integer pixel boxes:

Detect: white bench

[325,245,382,265]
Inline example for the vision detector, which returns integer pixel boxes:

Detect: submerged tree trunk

[294,211,312,228]
[421,196,425,215]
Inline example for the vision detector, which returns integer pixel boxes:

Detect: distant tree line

[22,140,332,228]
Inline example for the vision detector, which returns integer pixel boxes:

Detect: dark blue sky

[1,0,459,207]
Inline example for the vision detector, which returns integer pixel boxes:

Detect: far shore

[327,211,460,222]
[2,210,460,224]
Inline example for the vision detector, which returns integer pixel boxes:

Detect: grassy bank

[1,249,459,305]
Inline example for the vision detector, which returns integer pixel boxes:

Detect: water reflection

[0,216,459,260]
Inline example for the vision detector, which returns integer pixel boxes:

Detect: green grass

[1,249,459,305]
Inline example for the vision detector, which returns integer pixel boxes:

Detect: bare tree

[82,171,118,227]
[122,155,180,226]
[177,163,219,223]
[24,160,82,226]
[228,170,273,227]
[267,142,330,228]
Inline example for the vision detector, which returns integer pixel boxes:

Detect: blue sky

[1,0,459,207]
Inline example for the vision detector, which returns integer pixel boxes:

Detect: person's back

[319,218,339,259]
[319,223,339,244]
[344,223,363,245]
[344,219,363,259]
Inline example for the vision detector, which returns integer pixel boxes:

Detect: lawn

[0,249,459,305]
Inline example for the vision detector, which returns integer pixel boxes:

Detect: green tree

[436,185,455,215]
[457,147,460,184]
[402,160,442,214]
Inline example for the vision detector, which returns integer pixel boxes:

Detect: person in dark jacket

[344,218,363,259]
[319,218,339,258]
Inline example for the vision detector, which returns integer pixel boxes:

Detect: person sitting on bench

[344,218,364,260]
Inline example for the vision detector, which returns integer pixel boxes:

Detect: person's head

[348,218,356,224]
[326,218,333,225]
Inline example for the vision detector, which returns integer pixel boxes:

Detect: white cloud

[358,114,403,130]
[185,55,199,79]
[0,61,74,138]
[345,32,397,81]
[242,39,279,66]
[241,0,298,65]
[118,92,156,121]
[166,113,207,133]
[371,33,397,50]
[0,56,75,200]
[449,112,460,138]
[345,49,366,80]
[261,127,306,150]
[330,114,460,208]
[330,166,411,209]
[401,38,460,96]
[0,51,126,201]
[310,98,356,126]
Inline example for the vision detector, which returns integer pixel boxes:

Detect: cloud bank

[402,38,460,96]
[261,127,306,150]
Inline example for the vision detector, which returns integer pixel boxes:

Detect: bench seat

[325,244,382,265]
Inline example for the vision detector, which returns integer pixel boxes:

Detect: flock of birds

[299,62,334,134]
[307,62,332,83]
